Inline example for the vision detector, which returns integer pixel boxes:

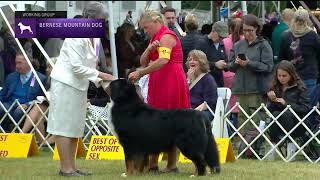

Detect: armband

[158,47,171,59]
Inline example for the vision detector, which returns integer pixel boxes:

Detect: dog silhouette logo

[17,22,33,34]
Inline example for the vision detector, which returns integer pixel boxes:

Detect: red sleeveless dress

[147,25,190,109]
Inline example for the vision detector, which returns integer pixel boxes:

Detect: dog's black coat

[109,79,220,175]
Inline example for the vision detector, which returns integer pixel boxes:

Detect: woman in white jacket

[47,1,115,177]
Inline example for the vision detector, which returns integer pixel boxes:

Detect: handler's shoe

[59,170,82,177]
[160,167,179,173]
[148,166,160,173]
[76,169,93,176]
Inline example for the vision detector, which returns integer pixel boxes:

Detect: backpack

[302,119,320,160]
[238,128,265,159]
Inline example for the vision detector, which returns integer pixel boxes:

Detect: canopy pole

[107,1,118,78]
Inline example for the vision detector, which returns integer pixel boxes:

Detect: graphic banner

[14,11,105,38]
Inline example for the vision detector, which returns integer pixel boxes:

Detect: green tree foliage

[182,1,211,11]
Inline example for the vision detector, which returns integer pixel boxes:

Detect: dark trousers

[268,111,306,143]
[0,102,27,132]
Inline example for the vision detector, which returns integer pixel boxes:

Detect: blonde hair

[184,14,198,32]
[187,50,210,73]
[289,6,313,36]
[82,1,104,18]
[292,6,312,26]
[140,9,164,24]
[281,8,295,22]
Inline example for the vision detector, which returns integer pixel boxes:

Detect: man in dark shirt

[162,7,183,39]
[194,21,228,87]
[177,12,185,32]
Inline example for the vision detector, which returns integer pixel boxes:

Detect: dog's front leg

[123,151,134,177]
[126,159,134,176]
[122,158,134,177]
[136,154,149,174]
[122,150,135,177]
[142,155,150,173]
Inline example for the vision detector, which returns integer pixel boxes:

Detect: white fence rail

[1,99,319,163]
[224,102,320,163]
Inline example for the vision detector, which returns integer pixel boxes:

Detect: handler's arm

[140,40,160,67]
[140,47,151,67]
[139,34,176,76]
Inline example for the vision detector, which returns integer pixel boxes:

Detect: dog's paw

[121,172,127,178]
[210,166,221,174]
[189,174,196,178]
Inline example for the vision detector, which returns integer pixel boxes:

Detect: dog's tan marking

[126,159,134,176]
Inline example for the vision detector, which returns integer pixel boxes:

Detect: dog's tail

[204,120,221,173]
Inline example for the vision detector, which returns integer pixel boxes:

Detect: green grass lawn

[1,150,320,180]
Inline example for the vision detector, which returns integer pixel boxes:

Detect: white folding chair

[85,103,112,135]
[217,87,232,111]
[83,102,115,149]
[207,87,232,138]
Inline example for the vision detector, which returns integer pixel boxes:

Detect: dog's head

[107,78,138,103]
[18,22,22,26]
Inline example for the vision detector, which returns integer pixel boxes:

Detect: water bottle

[258,120,266,157]
[258,120,266,132]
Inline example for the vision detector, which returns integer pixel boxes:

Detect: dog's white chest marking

[107,100,119,139]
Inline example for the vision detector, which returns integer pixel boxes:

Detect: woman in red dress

[129,10,190,173]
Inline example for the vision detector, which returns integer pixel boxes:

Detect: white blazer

[50,38,100,91]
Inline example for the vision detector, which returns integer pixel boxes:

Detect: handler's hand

[147,40,160,52]
[99,72,116,81]
[128,71,141,82]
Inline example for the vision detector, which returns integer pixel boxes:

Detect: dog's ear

[124,79,138,96]
[110,79,137,102]
[126,79,137,90]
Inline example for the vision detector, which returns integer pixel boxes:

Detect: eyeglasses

[243,29,255,33]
